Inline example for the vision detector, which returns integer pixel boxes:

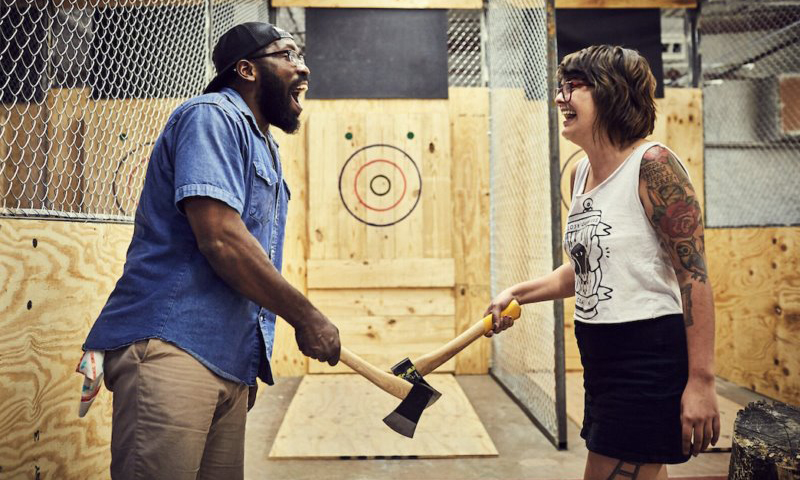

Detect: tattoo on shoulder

[641,146,708,283]
[681,284,694,327]
[606,459,642,480]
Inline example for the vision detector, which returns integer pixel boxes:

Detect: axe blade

[390,357,441,408]
[382,381,437,438]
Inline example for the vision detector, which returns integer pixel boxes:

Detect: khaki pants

[103,339,249,480]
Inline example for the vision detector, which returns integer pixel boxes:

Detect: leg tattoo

[606,459,642,480]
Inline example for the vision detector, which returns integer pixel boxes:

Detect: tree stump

[729,400,800,480]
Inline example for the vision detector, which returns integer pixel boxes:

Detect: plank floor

[269,374,497,458]
[247,375,766,479]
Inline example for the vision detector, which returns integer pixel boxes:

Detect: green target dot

[119,132,128,142]
[345,132,353,140]
[407,132,414,139]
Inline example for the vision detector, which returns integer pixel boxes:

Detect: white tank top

[564,141,684,324]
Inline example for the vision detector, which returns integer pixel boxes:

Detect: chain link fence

[0,0,269,221]
[448,9,484,87]
[700,0,800,227]
[486,0,566,449]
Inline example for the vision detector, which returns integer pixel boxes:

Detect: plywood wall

[449,88,492,374]
[708,227,800,405]
[0,219,132,479]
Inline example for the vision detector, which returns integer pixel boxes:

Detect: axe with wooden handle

[384,299,522,438]
[338,346,415,401]
[339,346,442,436]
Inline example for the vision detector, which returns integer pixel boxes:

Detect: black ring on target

[370,174,391,197]
[338,144,422,227]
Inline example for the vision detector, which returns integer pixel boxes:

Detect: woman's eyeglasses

[555,80,592,102]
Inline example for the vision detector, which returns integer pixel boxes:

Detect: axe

[336,300,521,438]
[385,299,522,437]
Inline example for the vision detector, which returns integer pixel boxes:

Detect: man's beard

[256,64,301,134]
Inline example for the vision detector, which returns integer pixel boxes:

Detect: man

[81,22,340,479]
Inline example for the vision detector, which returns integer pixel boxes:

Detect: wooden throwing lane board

[269,374,497,458]
[306,109,456,374]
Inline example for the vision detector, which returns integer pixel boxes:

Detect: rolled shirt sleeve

[172,103,248,214]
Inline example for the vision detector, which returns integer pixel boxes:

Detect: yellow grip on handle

[481,299,522,333]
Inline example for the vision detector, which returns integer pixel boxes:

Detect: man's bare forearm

[197,222,315,328]
[184,197,316,329]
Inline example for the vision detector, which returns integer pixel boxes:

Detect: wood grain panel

[308,258,455,289]
[421,112,452,259]
[308,315,456,374]
[307,111,338,261]
[272,0,481,8]
[0,218,133,479]
[707,227,800,406]
[559,88,705,372]
[450,92,490,287]
[46,89,89,214]
[271,125,310,376]
[454,284,492,374]
[309,288,455,317]
[1,103,47,210]
[338,113,368,261]
[269,374,497,458]
[450,87,491,373]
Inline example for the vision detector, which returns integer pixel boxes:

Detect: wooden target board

[307,110,455,373]
[338,144,422,227]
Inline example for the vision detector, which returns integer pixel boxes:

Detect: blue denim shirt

[83,87,289,386]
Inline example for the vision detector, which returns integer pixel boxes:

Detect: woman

[485,45,720,479]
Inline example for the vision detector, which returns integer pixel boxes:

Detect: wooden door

[306,108,456,373]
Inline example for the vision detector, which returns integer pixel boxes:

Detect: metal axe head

[382,357,442,438]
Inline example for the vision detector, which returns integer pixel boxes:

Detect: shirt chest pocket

[249,158,278,224]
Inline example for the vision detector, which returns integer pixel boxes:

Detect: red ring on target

[338,143,422,228]
[353,159,407,212]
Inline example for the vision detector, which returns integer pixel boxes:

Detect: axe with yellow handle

[337,299,522,438]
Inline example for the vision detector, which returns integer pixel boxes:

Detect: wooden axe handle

[339,346,412,400]
[412,299,522,377]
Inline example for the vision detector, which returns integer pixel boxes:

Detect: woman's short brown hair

[557,45,657,148]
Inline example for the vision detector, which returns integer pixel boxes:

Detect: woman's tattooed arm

[639,144,720,457]
[640,146,707,283]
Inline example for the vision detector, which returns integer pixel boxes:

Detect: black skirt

[575,314,691,465]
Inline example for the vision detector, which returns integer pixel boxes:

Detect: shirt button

[259,314,265,322]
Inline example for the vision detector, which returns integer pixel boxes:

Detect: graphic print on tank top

[565,198,613,320]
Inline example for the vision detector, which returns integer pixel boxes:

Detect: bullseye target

[339,144,422,227]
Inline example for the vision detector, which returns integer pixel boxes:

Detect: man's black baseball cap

[204,22,293,94]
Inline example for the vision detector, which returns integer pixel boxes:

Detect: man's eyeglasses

[249,50,305,67]
[555,80,592,102]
